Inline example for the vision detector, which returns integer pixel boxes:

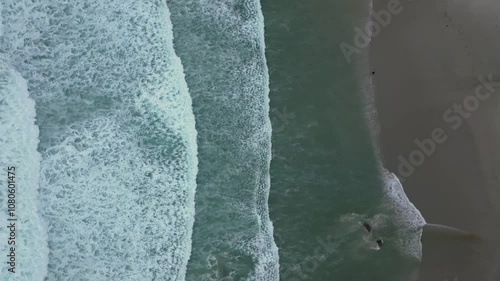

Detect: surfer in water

[362,222,384,248]
[363,222,372,232]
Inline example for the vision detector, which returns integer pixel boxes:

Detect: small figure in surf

[362,222,384,248]
[363,222,372,232]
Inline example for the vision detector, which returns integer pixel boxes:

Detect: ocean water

[261,0,425,280]
[1,1,197,280]
[0,0,425,280]
[167,1,279,280]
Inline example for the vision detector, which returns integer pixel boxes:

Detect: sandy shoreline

[369,0,500,280]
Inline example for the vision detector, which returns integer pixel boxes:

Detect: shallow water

[261,0,424,280]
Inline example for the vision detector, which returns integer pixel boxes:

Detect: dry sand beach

[370,0,500,280]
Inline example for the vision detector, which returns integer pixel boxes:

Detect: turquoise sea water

[167,1,279,280]
[0,1,424,280]
[262,0,423,280]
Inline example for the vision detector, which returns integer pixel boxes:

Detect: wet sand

[370,0,500,280]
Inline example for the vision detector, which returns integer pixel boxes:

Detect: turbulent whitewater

[1,1,198,280]
[167,1,280,280]
[0,61,49,281]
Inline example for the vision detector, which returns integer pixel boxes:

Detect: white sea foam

[250,1,280,280]
[382,171,426,259]
[1,1,197,280]
[0,61,49,281]
[39,112,197,280]
[167,0,279,280]
[356,0,426,261]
